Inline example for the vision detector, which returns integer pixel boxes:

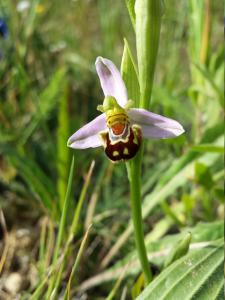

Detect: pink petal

[128,108,185,139]
[67,113,106,149]
[69,134,103,149]
[95,57,128,107]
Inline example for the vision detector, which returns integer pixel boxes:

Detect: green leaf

[0,132,15,143]
[156,131,224,190]
[45,156,75,299]
[57,83,70,211]
[195,162,214,189]
[135,0,162,108]
[189,221,223,242]
[192,63,223,108]
[100,144,221,268]
[125,0,136,29]
[78,222,223,292]
[8,151,56,214]
[132,273,145,299]
[141,151,219,224]
[191,144,224,153]
[136,239,224,300]
[24,0,41,38]
[213,188,224,203]
[188,0,204,61]
[21,68,65,144]
[164,232,191,268]
[121,38,139,106]
[63,225,92,300]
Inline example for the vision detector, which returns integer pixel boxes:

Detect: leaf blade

[136,239,224,300]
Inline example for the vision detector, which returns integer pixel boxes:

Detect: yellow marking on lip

[99,131,108,148]
[123,148,129,155]
[132,125,142,145]
[133,136,138,145]
[112,151,119,157]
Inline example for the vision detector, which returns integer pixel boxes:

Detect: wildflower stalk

[127,146,152,283]
[122,39,153,283]
[126,0,162,284]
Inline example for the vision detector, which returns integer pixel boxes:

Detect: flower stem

[127,147,152,284]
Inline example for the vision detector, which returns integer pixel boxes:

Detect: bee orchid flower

[67,57,184,162]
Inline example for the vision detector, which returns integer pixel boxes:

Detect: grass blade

[63,224,92,300]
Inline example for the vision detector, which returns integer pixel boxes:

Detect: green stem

[127,148,152,284]
[131,0,162,282]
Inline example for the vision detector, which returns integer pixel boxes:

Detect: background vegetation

[0,0,223,299]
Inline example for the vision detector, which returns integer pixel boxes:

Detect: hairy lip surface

[111,122,126,135]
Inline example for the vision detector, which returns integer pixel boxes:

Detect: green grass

[0,0,223,299]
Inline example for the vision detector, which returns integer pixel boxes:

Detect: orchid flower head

[67,57,185,162]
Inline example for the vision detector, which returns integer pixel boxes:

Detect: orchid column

[126,0,163,284]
